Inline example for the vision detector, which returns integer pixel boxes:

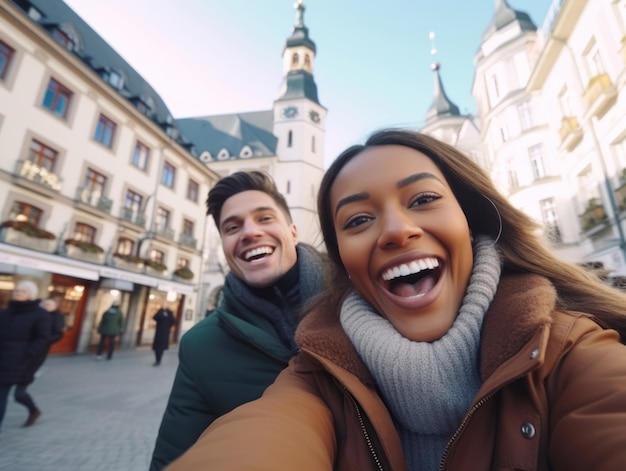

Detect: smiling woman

[167,129,626,471]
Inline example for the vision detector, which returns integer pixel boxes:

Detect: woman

[167,130,626,470]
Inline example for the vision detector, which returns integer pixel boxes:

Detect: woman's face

[330,145,473,342]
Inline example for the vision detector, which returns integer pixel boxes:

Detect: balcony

[152,224,175,241]
[119,207,146,228]
[579,199,607,231]
[75,187,113,213]
[558,116,583,152]
[14,160,63,192]
[583,73,618,119]
[0,223,56,253]
[178,233,197,249]
[64,239,105,264]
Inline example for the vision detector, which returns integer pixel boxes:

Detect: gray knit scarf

[340,237,501,470]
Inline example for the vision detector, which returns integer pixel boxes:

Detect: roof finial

[294,0,305,28]
[429,31,440,71]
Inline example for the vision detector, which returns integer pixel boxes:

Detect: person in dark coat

[152,305,176,366]
[0,280,51,432]
[96,300,124,360]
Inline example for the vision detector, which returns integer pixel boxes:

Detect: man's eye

[343,214,371,229]
[223,225,239,234]
[259,215,273,222]
[410,192,441,207]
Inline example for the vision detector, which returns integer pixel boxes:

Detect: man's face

[219,190,298,288]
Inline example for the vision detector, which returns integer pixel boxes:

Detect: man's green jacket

[149,244,328,470]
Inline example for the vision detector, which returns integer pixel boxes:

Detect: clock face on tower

[282,106,298,118]
[309,110,321,123]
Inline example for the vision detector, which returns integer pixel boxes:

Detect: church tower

[273,0,326,246]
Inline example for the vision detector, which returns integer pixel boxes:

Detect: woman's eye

[343,214,371,229]
[410,192,441,207]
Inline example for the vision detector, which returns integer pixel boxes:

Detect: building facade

[0,0,220,353]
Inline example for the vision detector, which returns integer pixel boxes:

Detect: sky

[62,0,552,168]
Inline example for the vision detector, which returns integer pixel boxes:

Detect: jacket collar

[296,273,557,385]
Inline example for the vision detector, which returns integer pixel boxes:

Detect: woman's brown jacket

[167,274,626,470]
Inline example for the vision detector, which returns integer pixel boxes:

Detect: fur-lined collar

[295,273,556,385]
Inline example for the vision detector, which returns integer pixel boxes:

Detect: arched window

[291,53,299,66]
[304,54,311,71]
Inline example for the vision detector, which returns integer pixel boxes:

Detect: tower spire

[424,32,460,123]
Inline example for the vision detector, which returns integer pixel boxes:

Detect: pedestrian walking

[152,305,176,366]
[0,280,51,432]
[96,300,124,360]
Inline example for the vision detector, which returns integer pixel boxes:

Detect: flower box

[0,226,56,253]
[65,243,105,264]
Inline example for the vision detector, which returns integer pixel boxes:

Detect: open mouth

[382,257,442,297]
[243,246,274,261]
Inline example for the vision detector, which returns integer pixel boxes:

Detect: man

[0,280,51,432]
[95,300,124,360]
[150,171,329,470]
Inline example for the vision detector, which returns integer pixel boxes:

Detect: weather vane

[429,31,440,70]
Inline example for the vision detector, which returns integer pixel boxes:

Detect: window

[72,222,96,243]
[107,69,124,90]
[0,39,15,80]
[131,141,150,170]
[177,257,190,269]
[529,144,546,179]
[292,53,299,66]
[116,237,134,256]
[187,178,199,202]
[84,168,107,194]
[583,38,606,80]
[94,114,116,147]
[156,207,170,231]
[28,139,58,171]
[9,201,42,226]
[304,54,311,71]
[540,198,562,243]
[161,161,176,188]
[150,249,164,264]
[182,219,194,237]
[42,78,73,118]
[124,189,142,212]
[287,130,293,148]
[518,101,533,131]
[52,27,78,51]
[311,135,316,153]
[558,86,574,117]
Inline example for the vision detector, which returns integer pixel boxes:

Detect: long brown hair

[317,129,626,339]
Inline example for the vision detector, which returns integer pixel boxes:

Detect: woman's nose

[377,208,423,248]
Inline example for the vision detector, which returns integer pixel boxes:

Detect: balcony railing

[152,224,175,241]
[14,160,63,192]
[583,73,618,118]
[75,187,113,213]
[178,233,197,249]
[119,207,146,227]
[558,116,583,152]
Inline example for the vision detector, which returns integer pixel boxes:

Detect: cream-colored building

[0,0,220,353]
[471,0,626,279]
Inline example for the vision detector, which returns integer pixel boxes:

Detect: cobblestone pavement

[0,347,179,471]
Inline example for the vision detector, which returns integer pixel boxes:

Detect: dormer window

[199,151,213,163]
[136,95,155,116]
[51,25,81,52]
[108,69,125,90]
[239,145,253,158]
[217,148,230,161]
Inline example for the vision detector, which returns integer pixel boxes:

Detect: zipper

[343,386,385,471]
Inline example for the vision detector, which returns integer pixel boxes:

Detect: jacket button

[521,422,536,439]
[530,348,539,359]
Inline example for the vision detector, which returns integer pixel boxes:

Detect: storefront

[0,244,197,355]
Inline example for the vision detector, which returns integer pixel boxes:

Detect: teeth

[244,246,273,260]
[382,257,439,281]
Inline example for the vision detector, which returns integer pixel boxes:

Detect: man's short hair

[206,171,292,231]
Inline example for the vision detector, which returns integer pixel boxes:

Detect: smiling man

[150,171,329,471]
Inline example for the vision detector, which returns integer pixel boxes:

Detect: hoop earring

[480,193,503,246]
